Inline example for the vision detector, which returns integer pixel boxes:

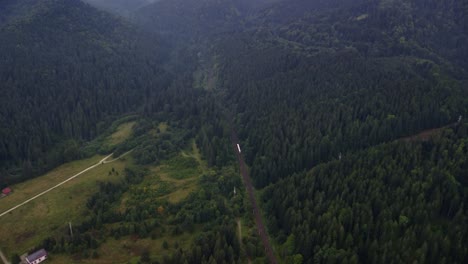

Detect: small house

[25,249,47,264]
[1,187,11,196]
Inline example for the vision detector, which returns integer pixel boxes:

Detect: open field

[121,140,208,209]
[107,121,135,146]
[159,140,210,202]
[149,166,198,204]
[0,155,103,213]
[0,155,130,257]
[48,229,201,264]
[0,136,210,263]
[61,141,209,263]
[160,155,201,180]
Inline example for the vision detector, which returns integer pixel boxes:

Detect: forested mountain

[215,0,468,187]
[263,124,468,263]
[0,0,46,26]
[134,0,246,41]
[1,0,467,262]
[81,0,156,17]
[0,0,172,187]
[127,1,468,261]
[251,0,468,71]
[132,0,287,41]
[207,0,468,262]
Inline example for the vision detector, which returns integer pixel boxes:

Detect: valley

[0,0,467,263]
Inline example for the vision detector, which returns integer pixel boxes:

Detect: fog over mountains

[0,0,467,263]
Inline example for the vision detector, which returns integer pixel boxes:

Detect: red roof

[2,188,11,195]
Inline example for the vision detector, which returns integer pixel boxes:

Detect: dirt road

[400,122,459,142]
[231,130,278,264]
[102,149,134,163]
[0,154,114,218]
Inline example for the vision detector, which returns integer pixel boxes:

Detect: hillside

[134,0,246,42]
[81,0,156,17]
[263,124,468,263]
[204,0,467,186]
[1,0,467,263]
[209,0,468,262]
[0,0,171,188]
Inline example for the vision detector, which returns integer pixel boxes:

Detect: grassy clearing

[0,156,130,257]
[165,183,197,204]
[179,140,205,168]
[161,139,206,180]
[108,121,135,146]
[48,230,201,264]
[0,155,103,213]
[121,140,208,210]
[82,116,138,155]
[159,140,211,202]
[100,141,209,263]
[149,122,169,138]
[2,136,209,262]
[145,167,198,204]
[161,155,200,180]
[118,166,194,213]
[158,122,168,133]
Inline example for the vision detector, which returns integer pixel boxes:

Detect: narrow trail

[400,122,459,142]
[0,151,128,218]
[102,149,134,163]
[231,130,278,264]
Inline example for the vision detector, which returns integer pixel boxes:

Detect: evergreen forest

[0,0,467,263]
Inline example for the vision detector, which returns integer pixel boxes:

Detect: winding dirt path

[231,130,278,264]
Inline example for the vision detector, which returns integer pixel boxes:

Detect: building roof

[2,188,11,194]
[26,249,47,262]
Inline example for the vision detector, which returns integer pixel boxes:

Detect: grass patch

[76,146,206,263]
[124,179,177,208]
[161,155,200,180]
[82,115,138,155]
[0,155,103,213]
[165,184,198,203]
[108,142,208,261]
[0,155,130,257]
[149,122,169,137]
[108,121,135,146]
[158,122,168,133]
[48,230,201,264]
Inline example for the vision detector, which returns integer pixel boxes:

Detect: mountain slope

[1,0,467,262]
[134,0,247,41]
[212,0,468,187]
[251,0,468,71]
[0,0,169,187]
[263,124,468,263]
[202,1,468,262]
[81,0,156,17]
